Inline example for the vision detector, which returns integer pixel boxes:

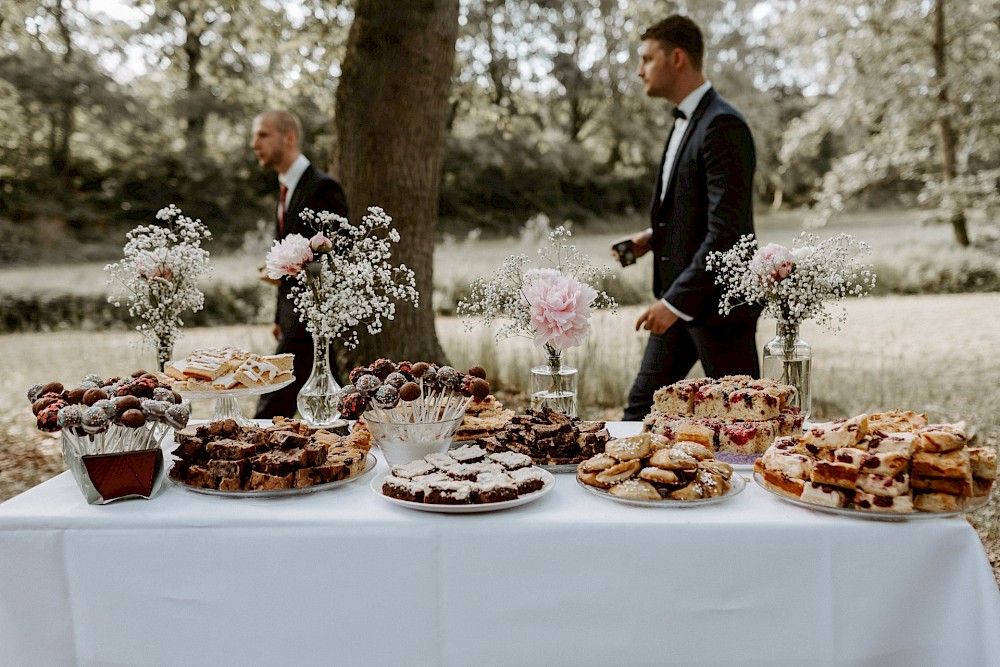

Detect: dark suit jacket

[275,164,349,340]
[650,88,758,325]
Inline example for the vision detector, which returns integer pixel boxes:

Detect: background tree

[771,0,1000,245]
[334,0,461,366]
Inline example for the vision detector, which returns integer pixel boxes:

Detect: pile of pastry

[755,410,996,513]
[643,375,803,458]
[165,347,294,392]
[479,406,610,466]
[576,432,736,501]
[169,418,371,492]
[453,395,515,442]
[380,443,547,504]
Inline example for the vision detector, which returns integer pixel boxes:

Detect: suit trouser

[254,334,344,420]
[623,317,760,421]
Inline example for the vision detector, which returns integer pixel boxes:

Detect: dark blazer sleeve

[662,112,756,320]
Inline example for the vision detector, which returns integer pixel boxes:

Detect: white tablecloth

[1,423,998,667]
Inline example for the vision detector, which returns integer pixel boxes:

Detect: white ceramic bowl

[363,412,464,467]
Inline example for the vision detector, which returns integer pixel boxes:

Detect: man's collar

[677,80,712,119]
[278,154,310,188]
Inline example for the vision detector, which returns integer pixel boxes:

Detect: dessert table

[1,422,998,667]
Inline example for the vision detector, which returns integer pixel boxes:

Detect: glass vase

[530,350,578,417]
[296,333,343,428]
[762,321,812,423]
[156,338,173,373]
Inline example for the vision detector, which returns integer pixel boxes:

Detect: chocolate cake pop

[57,404,84,430]
[398,382,422,402]
[355,374,382,398]
[373,384,400,410]
[337,391,368,419]
[82,405,111,434]
[383,372,407,389]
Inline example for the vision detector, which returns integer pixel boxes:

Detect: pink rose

[309,233,333,254]
[521,269,598,351]
[265,234,313,279]
[750,243,795,283]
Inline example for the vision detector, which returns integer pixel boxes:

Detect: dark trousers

[254,334,343,420]
[623,318,760,421]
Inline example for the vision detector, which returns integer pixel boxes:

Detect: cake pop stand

[176,378,294,428]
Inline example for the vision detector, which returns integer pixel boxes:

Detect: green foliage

[871,243,1000,295]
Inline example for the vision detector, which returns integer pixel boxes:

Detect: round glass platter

[169,453,376,498]
[753,471,991,521]
[175,378,294,428]
[576,470,745,508]
[371,468,555,513]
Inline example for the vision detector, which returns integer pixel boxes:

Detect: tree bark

[932,0,969,246]
[334,0,460,368]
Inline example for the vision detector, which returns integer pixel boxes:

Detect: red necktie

[278,183,288,236]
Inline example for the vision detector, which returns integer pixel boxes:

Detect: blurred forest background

[2,0,998,264]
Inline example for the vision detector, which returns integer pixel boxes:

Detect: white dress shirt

[278,154,311,221]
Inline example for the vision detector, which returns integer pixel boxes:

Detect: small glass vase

[530,349,578,417]
[762,321,812,423]
[156,338,173,373]
[296,333,343,428]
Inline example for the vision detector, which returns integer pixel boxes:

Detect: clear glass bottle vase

[296,333,343,427]
[530,350,578,417]
[762,321,812,422]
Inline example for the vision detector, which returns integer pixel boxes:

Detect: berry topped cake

[754,410,995,514]
[644,376,802,463]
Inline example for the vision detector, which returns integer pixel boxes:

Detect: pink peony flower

[309,233,333,254]
[521,268,598,351]
[136,248,173,280]
[265,234,313,279]
[750,243,795,284]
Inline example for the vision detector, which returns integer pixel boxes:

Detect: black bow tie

[672,107,687,120]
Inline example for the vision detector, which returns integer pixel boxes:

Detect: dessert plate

[371,468,555,513]
[577,470,745,508]
[753,471,991,521]
[170,453,376,498]
[174,378,295,400]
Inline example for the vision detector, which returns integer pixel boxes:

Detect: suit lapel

[658,89,716,209]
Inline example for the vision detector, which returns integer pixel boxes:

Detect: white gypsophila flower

[705,232,876,331]
[281,206,419,348]
[105,204,212,357]
[456,225,617,352]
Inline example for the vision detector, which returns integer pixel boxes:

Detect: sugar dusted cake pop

[82,405,111,434]
[355,374,382,398]
[373,384,400,410]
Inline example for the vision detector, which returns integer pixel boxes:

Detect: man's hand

[629,229,652,258]
[635,300,678,335]
[611,229,653,263]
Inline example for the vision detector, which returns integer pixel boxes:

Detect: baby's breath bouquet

[264,205,418,427]
[706,232,876,420]
[457,226,616,416]
[264,206,418,349]
[706,232,876,330]
[105,204,212,371]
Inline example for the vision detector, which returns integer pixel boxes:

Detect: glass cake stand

[176,378,294,428]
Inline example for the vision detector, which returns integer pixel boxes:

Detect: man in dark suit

[250,110,349,419]
[617,15,760,421]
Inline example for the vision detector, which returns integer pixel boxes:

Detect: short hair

[641,15,704,70]
[260,110,302,143]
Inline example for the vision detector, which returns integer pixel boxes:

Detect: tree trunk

[932,0,969,246]
[182,7,207,175]
[334,0,459,369]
